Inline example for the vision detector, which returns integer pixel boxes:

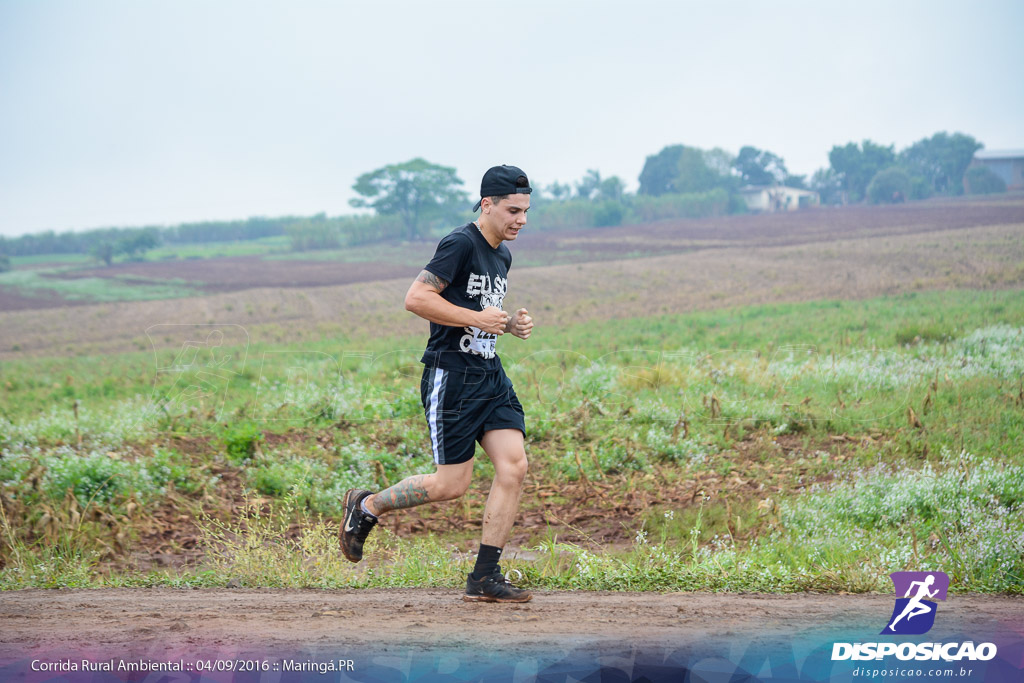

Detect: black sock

[471,544,503,580]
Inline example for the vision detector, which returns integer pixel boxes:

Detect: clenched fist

[476,306,510,335]
[508,308,533,339]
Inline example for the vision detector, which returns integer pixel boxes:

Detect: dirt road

[1,589,1021,681]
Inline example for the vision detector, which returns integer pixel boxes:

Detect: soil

[0,286,95,312]
[3,208,1023,360]
[43,258,415,295]
[99,430,845,573]
[1,589,1019,660]
[513,197,1024,262]
[5,196,1022,315]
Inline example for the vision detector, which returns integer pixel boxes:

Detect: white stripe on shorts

[427,368,447,464]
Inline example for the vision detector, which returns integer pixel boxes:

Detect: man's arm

[405,270,508,334]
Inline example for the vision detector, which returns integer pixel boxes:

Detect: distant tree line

[812,132,1004,204]
[0,217,291,260]
[0,225,164,263]
[0,130,1008,262]
[522,130,1004,231]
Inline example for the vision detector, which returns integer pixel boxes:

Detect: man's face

[484,193,530,241]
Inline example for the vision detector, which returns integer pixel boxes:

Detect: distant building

[738,185,820,212]
[970,150,1024,190]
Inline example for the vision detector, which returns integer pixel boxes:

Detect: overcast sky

[1,0,1021,237]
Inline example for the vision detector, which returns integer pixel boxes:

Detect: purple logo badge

[881,571,949,635]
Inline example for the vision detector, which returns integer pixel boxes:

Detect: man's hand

[507,308,533,339]
[476,307,510,335]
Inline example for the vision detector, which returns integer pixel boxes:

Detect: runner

[339,164,535,603]
[887,574,939,632]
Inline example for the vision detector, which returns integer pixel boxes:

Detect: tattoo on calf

[373,475,431,514]
[416,269,449,293]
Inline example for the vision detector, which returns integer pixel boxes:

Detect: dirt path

[1,589,1020,654]
[2,590,1021,681]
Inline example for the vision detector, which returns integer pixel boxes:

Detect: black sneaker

[339,488,377,563]
[463,570,532,603]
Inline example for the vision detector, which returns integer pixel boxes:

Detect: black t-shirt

[419,223,512,371]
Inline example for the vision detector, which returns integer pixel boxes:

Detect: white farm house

[738,185,820,212]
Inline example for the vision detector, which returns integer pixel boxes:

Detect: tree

[575,169,603,200]
[703,148,735,179]
[828,140,896,203]
[116,228,160,260]
[809,168,843,205]
[639,145,685,196]
[350,158,469,241]
[597,175,625,202]
[544,181,573,201]
[899,132,982,196]
[866,167,911,204]
[573,170,626,202]
[0,252,9,273]
[91,241,115,266]
[733,146,788,186]
[675,147,724,193]
[640,144,730,196]
[783,173,807,189]
[593,201,625,227]
[964,166,1007,195]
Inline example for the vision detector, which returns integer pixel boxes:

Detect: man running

[340,164,535,603]
[887,574,939,632]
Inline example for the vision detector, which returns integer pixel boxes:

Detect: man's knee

[497,451,528,485]
[433,479,471,501]
[431,466,473,500]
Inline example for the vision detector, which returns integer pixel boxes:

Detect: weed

[219,422,263,464]
[2,288,1024,592]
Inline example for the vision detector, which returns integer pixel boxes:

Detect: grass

[148,235,290,261]
[1,288,1023,593]
[262,241,431,266]
[9,253,92,267]
[0,267,201,302]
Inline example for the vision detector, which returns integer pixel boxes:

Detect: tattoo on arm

[372,475,432,514]
[416,270,448,293]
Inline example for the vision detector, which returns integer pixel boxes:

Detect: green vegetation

[219,422,264,465]
[900,132,983,197]
[147,235,289,260]
[2,288,1023,592]
[10,252,92,267]
[349,158,469,241]
[867,167,912,204]
[285,213,407,250]
[828,140,897,203]
[0,217,293,260]
[530,189,730,231]
[0,267,201,302]
[823,132,983,204]
[1,129,993,265]
[965,166,1008,195]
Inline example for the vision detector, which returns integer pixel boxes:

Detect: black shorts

[420,364,526,465]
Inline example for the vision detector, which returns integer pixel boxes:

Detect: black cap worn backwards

[472,164,532,211]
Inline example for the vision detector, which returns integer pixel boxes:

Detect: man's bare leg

[365,461,474,516]
[339,461,472,563]
[479,429,529,548]
[462,428,531,602]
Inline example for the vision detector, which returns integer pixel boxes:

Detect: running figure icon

[886,574,939,632]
